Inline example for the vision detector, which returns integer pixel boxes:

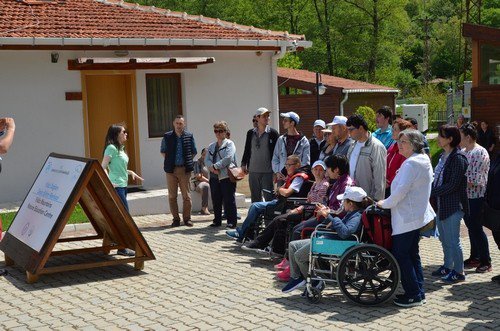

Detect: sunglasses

[214,129,226,134]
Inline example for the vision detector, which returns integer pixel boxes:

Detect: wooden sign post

[0,153,155,283]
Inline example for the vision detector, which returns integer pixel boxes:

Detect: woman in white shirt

[377,129,435,308]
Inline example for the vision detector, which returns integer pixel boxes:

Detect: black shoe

[241,240,263,252]
[171,219,181,227]
[396,293,426,304]
[0,269,8,276]
[393,296,423,308]
[117,248,135,256]
[491,274,500,283]
[209,223,221,227]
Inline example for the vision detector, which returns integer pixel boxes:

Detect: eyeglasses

[285,163,298,167]
[214,129,226,134]
[347,127,357,131]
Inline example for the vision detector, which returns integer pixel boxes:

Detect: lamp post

[316,72,326,119]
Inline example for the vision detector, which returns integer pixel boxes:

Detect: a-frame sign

[0,153,155,283]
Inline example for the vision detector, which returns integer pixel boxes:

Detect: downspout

[271,45,287,130]
[340,90,349,116]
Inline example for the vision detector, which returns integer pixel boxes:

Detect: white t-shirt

[349,141,365,179]
[288,177,305,193]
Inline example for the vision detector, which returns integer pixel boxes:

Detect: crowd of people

[96,107,499,308]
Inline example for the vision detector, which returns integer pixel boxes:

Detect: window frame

[145,73,183,138]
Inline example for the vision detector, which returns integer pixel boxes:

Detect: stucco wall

[0,50,275,203]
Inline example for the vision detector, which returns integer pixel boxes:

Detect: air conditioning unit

[402,104,428,132]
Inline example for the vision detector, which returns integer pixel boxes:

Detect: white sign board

[8,156,85,252]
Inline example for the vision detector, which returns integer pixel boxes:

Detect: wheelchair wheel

[306,286,322,304]
[336,244,400,306]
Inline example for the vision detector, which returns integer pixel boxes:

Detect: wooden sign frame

[0,153,155,283]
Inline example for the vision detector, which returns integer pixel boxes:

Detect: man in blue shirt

[373,106,394,149]
[161,115,197,227]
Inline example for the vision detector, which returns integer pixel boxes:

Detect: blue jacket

[326,210,362,239]
[205,139,237,180]
[431,148,469,220]
[161,130,196,173]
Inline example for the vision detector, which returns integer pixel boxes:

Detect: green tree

[355,106,376,132]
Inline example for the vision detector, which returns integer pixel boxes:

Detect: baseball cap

[280,112,300,124]
[313,119,326,128]
[255,107,271,116]
[312,160,326,170]
[336,186,367,202]
[327,116,348,126]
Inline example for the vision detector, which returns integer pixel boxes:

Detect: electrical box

[402,104,428,132]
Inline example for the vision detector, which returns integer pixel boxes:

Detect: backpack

[361,205,392,250]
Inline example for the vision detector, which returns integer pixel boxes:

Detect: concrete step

[128,188,247,217]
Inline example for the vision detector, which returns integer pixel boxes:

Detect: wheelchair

[304,206,400,306]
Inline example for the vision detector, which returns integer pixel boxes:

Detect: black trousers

[254,211,303,254]
[210,177,237,226]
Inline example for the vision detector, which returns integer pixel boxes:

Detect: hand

[376,200,384,208]
[130,171,144,182]
[276,172,285,180]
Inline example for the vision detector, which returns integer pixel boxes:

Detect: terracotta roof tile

[278,67,398,91]
[0,0,306,41]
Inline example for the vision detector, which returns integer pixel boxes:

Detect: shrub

[355,106,377,132]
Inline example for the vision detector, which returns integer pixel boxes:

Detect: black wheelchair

[304,205,400,306]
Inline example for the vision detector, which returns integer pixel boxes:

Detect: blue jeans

[464,198,491,264]
[238,199,278,237]
[115,187,129,211]
[437,210,464,273]
[392,229,424,299]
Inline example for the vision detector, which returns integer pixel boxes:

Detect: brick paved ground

[0,210,499,330]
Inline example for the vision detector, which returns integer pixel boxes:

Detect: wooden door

[84,74,138,181]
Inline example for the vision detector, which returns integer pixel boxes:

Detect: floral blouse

[463,145,490,199]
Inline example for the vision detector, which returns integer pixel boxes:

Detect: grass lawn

[1,204,89,231]
[428,138,443,167]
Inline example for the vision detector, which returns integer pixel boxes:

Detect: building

[278,68,399,136]
[0,0,311,203]
[462,23,500,146]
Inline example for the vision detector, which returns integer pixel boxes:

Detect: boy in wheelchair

[282,186,370,293]
[226,155,309,243]
[241,160,330,254]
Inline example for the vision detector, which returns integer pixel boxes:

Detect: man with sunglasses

[346,114,387,201]
[241,108,279,202]
[161,115,197,227]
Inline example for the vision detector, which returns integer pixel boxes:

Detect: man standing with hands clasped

[241,107,279,202]
[161,115,197,227]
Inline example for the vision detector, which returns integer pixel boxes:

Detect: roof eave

[0,37,312,49]
[342,88,400,94]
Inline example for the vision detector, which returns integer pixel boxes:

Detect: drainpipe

[340,90,349,116]
[271,45,287,130]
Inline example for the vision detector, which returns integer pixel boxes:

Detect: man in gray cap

[327,115,353,156]
[309,119,326,163]
[272,112,310,185]
[241,107,279,202]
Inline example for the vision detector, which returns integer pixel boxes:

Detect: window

[480,43,500,85]
[146,74,182,138]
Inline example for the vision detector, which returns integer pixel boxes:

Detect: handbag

[481,201,500,232]
[227,166,245,183]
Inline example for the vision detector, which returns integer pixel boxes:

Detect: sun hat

[327,115,348,126]
[336,186,367,202]
[313,119,326,128]
[255,107,271,116]
[312,160,326,170]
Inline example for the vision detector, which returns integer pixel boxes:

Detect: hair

[346,114,369,131]
[459,123,478,141]
[399,129,425,153]
[438,124,461,148]
[226,129,231,139]
[103,124,125,155]
[175,115,184,120]
[324,154,349,176]
[377,106,393,123]
[213,121,229,132]
[393,118,412,131]
[287,154,301,166]
[471,120,479,130]
[406,117,418,127]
